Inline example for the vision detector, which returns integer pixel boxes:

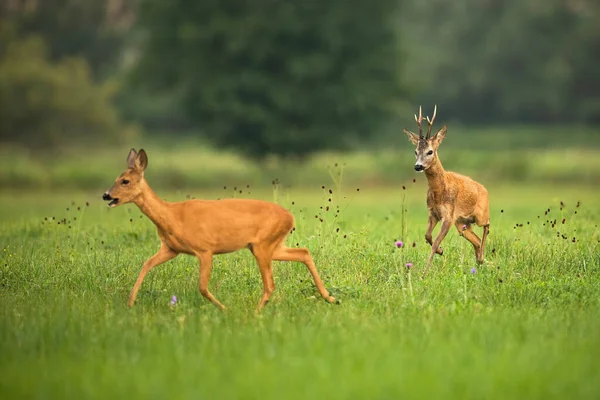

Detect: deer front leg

[423,219,452,277]
[425,214,443,255]
[128,243,177,308]
[197,252,227,311]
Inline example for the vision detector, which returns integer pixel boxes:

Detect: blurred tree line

[403,0,600,124]
[0,0,137,149]
[0,0,598,156]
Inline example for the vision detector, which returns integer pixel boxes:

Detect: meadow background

[1,1,600,399]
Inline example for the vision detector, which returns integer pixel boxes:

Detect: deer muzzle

[102,192,119,207]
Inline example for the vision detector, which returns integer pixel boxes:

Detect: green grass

[1,125,599,190]
[1,178,599,399]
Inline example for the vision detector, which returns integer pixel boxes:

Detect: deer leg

[197,252,226,311]
[251,245,276,311]
[424,219,452,276]
[272,245,336,304]
[425,214,443,255]
[478,225,490,264]
[456,222,481,262]
[128,243,177,308]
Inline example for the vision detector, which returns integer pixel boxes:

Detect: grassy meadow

[1,127,600,399]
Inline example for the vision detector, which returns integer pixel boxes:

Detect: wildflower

[405,263,413,269]
[395,241,404,248]
[470,267,477,275]
[170,295,177,306]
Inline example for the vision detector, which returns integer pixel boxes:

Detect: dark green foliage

[0,23,137,149]
[2,0,598,154]
[2,0,131,79]
[402,0,600,123]
[132,1,408,157]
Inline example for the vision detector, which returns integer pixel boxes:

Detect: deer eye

[427,150,433,155]
[121,179,130,185]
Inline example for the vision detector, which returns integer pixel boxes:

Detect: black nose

[414,165,424,172]
[102,193,112,201]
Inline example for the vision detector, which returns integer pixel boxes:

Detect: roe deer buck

[403,106,490,275]
[102,149,336,311]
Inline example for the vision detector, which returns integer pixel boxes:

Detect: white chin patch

[108,199,119,207]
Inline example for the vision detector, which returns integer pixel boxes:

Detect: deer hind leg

[478,225,490,264]
[272,244,336,304]
[128,243,177,308]
[197,252,226,311]
[424,219,452,277]
[456,222,481,262]
[250,244,276,311]
[426,214,443,255]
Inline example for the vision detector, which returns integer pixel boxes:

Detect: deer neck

[133,180,173,232]
[424,156,447,195]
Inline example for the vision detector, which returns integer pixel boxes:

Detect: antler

[414,106,424,138]
[426,105,437,139]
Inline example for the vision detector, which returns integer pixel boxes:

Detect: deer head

[102,148,148,207]
[403,105,447,172]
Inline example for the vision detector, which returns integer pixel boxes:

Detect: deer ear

[433,125,447,146]
[126,148,137,169]
[403,128,420,146]
[135,149,148,171]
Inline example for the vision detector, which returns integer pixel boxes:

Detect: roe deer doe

[403,106,490,275]
[102,149,336,311]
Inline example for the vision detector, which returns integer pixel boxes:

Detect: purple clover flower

[406,263,413,269]
[470,267,477,275]
[395,241,404,248]
[170,295,177,306]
